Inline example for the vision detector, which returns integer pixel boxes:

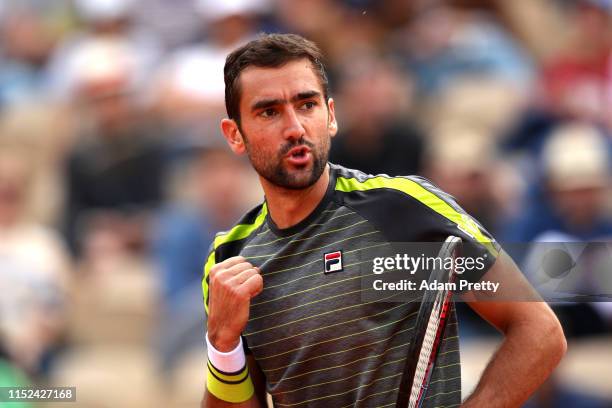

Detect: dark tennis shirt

[203,163,500,407]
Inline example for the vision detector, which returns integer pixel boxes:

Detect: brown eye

[260,108,278,118]
[301,101,316,110]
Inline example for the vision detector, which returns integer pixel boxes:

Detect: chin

[280,170,319,190]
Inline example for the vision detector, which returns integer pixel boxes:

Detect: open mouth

[287,146,311,159]
[285,146,312,165]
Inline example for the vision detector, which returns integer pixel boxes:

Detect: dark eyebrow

[251,98,284,112]
[291,90,321,102]
[250,90,322,112]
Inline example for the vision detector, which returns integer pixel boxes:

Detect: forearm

[203,257,266,408]
[462,309,567,407]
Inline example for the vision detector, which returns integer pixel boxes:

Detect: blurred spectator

[152,0,270,145]
[44,0,161,101]
[0,342,33,408]
[131,0,204,49]
[340,0,418,28]
[274,0,385,66]
[0,5,59,106]
[446,0,567,62]
[514,124,611,408]
[393,3,535,97]
[152,146,259,373]
[0,103,74,227]
[62,39,167,258]
[539,0,612,127]
[541,124,611,238]
[330,54,424,175]
[273,0,347,55]
[488,0,611,195]
[508,122,611,339]
[505,122,611,243]
[423,126,523,233]
[0,147,71,377]
[424,77,528,143]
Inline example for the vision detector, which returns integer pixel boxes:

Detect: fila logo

[324,251,343,274]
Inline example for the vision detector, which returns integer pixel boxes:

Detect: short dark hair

[224,33,329,123]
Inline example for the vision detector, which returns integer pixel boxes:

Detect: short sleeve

[336,172,501,283]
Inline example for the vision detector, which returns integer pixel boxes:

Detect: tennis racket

[396,236,463,408]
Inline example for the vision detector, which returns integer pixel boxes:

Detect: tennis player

[201,33,566,408]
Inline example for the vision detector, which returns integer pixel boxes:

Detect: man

[202,33,566,407]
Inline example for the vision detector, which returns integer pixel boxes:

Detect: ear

[221,118,246,155]
[327,98,338,137]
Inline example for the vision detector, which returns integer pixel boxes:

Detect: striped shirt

[203,164,499,407]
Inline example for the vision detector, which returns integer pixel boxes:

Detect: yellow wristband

[206,360,255,403]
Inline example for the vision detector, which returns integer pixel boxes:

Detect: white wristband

[206,332,246,373]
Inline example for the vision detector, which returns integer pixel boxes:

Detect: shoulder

[331,163,455,224]
[330,163,498,256]
[331,164,438,233]
[332,163,444,203]
[202,203,267,314]
[210,202,268,261]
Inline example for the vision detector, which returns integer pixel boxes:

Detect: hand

[207,256,263,352]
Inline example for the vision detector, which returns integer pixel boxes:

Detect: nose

[282,107,306,141]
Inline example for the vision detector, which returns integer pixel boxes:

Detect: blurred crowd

[0,0,610,406]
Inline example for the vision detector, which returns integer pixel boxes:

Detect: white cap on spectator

[194,0,269,22]
[428,125,495,174]
[74,0,135,22]
[69,38,136,92]
[542,123,610,190]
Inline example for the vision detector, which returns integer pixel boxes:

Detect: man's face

[223,59,337,189]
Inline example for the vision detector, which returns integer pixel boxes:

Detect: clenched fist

[207,256,263,352]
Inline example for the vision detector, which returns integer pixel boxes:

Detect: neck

[261,165,330,230]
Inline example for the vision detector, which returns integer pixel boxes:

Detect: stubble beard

[244,134,330,190]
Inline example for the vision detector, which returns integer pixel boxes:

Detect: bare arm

[201,256,267,408]
[462,251,567,407]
